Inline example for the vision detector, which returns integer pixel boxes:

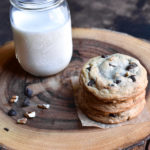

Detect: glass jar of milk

[9,0,72,76]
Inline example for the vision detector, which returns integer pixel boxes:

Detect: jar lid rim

[10,0,64,10]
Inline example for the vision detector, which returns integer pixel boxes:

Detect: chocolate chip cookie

[80,53,148,101]
[79,53,148,124]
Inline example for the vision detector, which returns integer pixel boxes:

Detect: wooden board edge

[0,28,150,150]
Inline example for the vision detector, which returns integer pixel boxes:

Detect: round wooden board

[0,28,150,150]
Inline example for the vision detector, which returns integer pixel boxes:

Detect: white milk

[11,8,72,76]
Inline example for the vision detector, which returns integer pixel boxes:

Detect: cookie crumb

[17,118,27,124]
[37,104,50,109]
[24,111,36,118]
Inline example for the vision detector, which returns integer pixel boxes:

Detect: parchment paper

[71,76,150,129]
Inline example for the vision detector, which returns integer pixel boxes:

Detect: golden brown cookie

[80,53,148,102]
[79,95,145,124]
[83,89,145,113]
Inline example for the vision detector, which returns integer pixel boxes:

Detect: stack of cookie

[79,53,148,124]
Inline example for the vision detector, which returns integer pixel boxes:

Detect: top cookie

[80,53,148,101]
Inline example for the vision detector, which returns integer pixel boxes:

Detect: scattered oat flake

[37,104,50,109]
[24,111,36,118]
[10,95,19,103]
[17,118,27,124]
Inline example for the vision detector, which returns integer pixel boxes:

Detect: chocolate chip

[86,66,91,71]
[8,109,17,116]
[109,63,116,67]
[109,113,117,117]
[4,128,9,132]
[129,75,136,82]
[101,55,108,58]
[25,88,33,98]
[115,80,121,84]
[22,98,30,107]
[126,63,137,70]
[108,84,115,87]
[87,79,95,86]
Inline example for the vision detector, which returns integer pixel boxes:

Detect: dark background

[1,0,150,45]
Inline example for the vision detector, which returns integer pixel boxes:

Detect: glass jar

[9,0,72,76]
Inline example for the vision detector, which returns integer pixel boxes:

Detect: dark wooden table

[0,0,150,149]
[1,0,150,45]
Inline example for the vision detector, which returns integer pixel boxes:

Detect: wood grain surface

[0,28,150,150]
